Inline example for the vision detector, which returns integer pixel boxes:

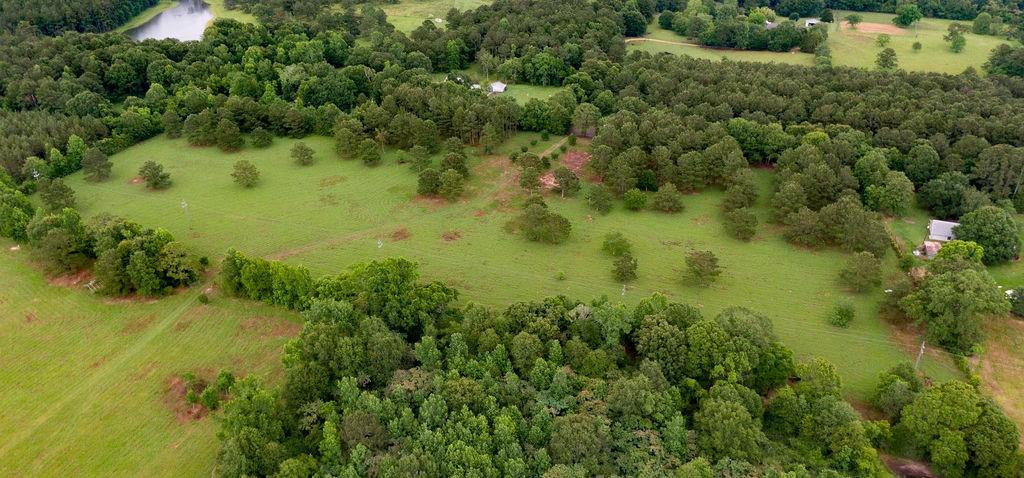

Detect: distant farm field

[64,134,960,398]
[637,12,1017,74]
[380,0,491,33]
[0,242,296,477]
[628,25,816,66]
[829,10,1015,74]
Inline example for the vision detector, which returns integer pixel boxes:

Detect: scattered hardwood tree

[553,167,580,197]
[839,252,882,292]
[828,302,854,328]
[602,231,632,257]
[652,183,684,213]
[417,168,440,195]
[613,253,638,282]
[623,188,648,211]
[292,142,315,166]
[723,208,757,241]
[954,206,1020,264]
[520,201,571,244]
[232,160,260,188]
[250,127,273,148]
[438,169,464,201]
[139,161,171,189]
[686,250,721,286]
[82,148,112,182]
[216,118,243,152]
[587,184,614,214]
[876,48,898,70]
[38,178,76,211]
[519,166,541,191]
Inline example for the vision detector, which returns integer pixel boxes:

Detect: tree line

[212,253,1024,477]
[0,0,159,34]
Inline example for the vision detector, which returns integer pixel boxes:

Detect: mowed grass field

[628,23,816,66]
[380,0,491,33]
[828,10,1016,74]
[636,12,1017,74]
[63,134,959,398]
[0,243,296,476]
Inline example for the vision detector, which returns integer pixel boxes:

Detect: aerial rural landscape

[1,0,1024,476]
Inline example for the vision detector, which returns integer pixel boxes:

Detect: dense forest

[0,0,158,34]
[2,0,1024,475]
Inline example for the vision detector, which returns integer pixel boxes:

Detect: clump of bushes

[183,370,235,411]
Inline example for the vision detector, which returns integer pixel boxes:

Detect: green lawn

[0,242,296,476]
[380,0,491,33]
[829,10,1016,74]
[63,134,959,398]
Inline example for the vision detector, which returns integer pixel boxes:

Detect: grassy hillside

[63,134,960,398]
[0,242,295,476]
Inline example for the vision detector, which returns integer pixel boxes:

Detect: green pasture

[640,12,1016,74]
[64,134,958,398]
[0,241,295,477]
[829,10,1015,74]
[380,0,491,33]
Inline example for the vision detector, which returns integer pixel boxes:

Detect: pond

[125,0,213,42]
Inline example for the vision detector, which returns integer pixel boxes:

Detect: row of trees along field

[206,250,1024,477]
[0,0,158,34]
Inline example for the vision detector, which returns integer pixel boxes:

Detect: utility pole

[914,339,926,370]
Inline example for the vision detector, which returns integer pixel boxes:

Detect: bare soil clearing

[841,21,907,35]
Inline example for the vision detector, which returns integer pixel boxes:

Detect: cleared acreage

[628,24,816,66]
[0,243,296,476]
[827,10,1014,73]
[638,12,1017,74]
[381,0,491,33]
[64,134,959,398]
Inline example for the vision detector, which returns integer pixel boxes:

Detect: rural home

[489,81,507,94]
[915,219,960,259]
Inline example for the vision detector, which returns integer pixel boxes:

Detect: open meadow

[380,0,491,33]
[634,12,1017,74]
[0,241,296,476]
[829,10,1015,73]
[62,134,961,399]
[627,23,816,66]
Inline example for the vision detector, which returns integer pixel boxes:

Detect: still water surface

[126,0,213,41]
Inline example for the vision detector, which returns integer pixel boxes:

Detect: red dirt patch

[473,209,488,217]
[561,151,592,176]
[841,21,907,35]
[47,269,93,288]
[24,312,36,323]
[390,227,411,242]
[539,170,558,190]
[240,316,301,338]
[881,454,936,478]
[442,231,462,242]
[164,376,208,422]
[129,176,145,185]
[412,195,447,210]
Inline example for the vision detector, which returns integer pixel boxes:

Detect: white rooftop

[927,219,959,242]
